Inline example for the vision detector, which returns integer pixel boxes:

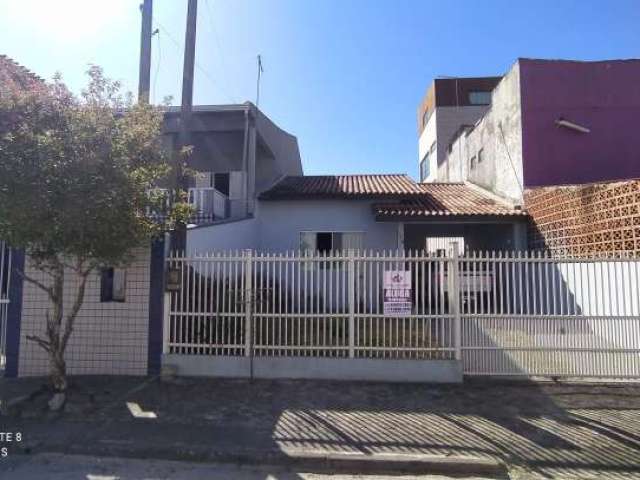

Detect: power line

[154,20,236,104]
[203,0,239,103]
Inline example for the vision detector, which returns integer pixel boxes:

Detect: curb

[269,451,507,477]
[17,442,507,477]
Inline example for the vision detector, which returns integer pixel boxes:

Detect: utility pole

[172,0,198,252]
[138,0,153,103]
[180,0,198,151]
[256,54,263,108]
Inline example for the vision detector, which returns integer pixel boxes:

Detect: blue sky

[1,0,639,179]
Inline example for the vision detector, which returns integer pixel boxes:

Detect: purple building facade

[437,58,640,204]
[520,58,640,187]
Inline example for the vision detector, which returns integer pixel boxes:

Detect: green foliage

[0,66,175,270]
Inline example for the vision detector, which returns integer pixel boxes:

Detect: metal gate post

[244,249,253,357]
[162,292,171,354]
[449,243,462,361]
[348,249,355,358]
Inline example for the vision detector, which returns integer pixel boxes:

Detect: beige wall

[447,63,524,203]
[18,247,151,377]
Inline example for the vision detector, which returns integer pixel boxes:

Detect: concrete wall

[18,248,151,376]
[187,200,528,254]
[256,200,399,252]
[186,199,399,254]
[520,58,640,187]
[255,108,303,190]
[418,106,490,183]
[163,354,463,383]
[187,217,259,255]
[447,63,524,203]
[435,106,490,182]
[418,109,438,182]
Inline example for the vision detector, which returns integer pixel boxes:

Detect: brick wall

[525,179,640,256]
[18,247,151,376]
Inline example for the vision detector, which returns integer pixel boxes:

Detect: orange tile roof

[260,174,424,198]
[373,183,526,217]
[260,175,526,217]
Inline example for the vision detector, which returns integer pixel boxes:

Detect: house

[160,103,302,223]
[187,174,528,256]
[422,58,640,204]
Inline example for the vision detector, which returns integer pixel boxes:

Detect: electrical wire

[155,20,237,104]
[204,0,239,103]
[498,122,524,195]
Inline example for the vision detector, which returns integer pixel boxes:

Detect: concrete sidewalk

[2,376,640,478]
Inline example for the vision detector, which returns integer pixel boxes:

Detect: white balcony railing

[147,187,231,224]
[188,187,229,223]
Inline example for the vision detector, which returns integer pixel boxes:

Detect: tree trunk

[49,349,68,392]
[23,258,90,405]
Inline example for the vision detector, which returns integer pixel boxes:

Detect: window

[300,232,364,254]
[469,155,477,171]
[420,153,430,182]
[214,173,230,196]
[422,109,431,129]
[426,237,465,256]
[100,267,126,302]
[194,171,231,196]
[468,91,492,105]
[477,148,484,164]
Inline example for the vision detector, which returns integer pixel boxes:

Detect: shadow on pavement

[3,375,640,479]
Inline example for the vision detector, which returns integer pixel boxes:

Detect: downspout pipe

[242,106,250,216]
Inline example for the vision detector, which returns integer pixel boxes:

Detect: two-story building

[417,76,501,184]
[421,58,640,205]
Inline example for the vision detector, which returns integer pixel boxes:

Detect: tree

[0,66,186,399]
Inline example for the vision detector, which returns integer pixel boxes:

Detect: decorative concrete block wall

[525,179,640,256]
[18,247,151,376]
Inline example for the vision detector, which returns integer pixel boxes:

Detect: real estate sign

[383,270,412,316]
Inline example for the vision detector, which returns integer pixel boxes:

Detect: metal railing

[0,241,12,371]
[164,249,640,378]
[147,187,231,224]
[165,250,456,361]
[187,187,229,223]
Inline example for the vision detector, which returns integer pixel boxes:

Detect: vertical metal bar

[451,243,462,361]
[348,249,355,358]
[244,249,253,357]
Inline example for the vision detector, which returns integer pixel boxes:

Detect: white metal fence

[0,241,12,371]
[164,249,640,379]
[459,252,640,378]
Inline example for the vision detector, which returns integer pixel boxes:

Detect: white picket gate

[164,249,640,379]
[0,241,12,371]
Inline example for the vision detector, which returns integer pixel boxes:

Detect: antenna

[256,54,264,108]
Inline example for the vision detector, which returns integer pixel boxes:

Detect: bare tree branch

[17,269,54,299]
[26,334,52,353]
